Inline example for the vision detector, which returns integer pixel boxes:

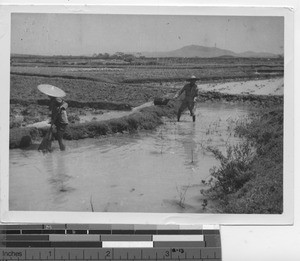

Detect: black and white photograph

[8,12,286,215]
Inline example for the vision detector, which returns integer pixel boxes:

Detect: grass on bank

[201,105,283,214]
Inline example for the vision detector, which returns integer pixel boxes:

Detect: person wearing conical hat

[173,75,199,122]
[37,84,69,151]
[48,96,69,151]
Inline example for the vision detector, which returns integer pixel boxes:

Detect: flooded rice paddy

[10,103,250,213]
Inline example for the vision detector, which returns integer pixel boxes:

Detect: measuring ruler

[0,224,221,260]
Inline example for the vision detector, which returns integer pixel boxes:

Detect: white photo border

[0,4,294,225]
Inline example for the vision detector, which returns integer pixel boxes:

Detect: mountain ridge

[137,45,279,58]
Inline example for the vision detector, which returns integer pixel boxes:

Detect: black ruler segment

[0,225,21,230]
[89,230,112,234]
[3,241,103,248]
[204,235,221,247]
[203,229,220,235]
[4,241,52,248]
[134,229,158,235]
[22,230,66,234]
[112,230,135,235]
[5,235,49,241]
[0,230,21,234]
[157,230,180,235]
[66,230,87,234]
[178,229,203,235]
[51,241,102,248]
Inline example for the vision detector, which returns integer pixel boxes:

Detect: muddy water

[10,103,250,213]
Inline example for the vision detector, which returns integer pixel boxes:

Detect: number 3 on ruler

[165,250,170,257]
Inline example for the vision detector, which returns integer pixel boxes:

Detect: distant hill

[137,45,279,58]
[11,45,280,59]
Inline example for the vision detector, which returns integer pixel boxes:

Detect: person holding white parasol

[37,84,69,151]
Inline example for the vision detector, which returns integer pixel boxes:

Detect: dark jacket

[49,98,69,126]
[177,83,199,102]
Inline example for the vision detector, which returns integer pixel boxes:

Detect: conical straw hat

[186,75,200,81]
[37,84,66,98]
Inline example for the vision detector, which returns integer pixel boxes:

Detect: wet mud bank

[9,102,177,149]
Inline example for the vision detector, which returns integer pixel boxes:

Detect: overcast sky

[11,14,284,56]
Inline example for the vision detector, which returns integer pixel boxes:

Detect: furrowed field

[10,56,283,103]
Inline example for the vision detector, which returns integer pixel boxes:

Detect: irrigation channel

[10,103,251,213]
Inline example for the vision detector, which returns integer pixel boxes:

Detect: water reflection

[175,122,199,167]
[44,153,74,206]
